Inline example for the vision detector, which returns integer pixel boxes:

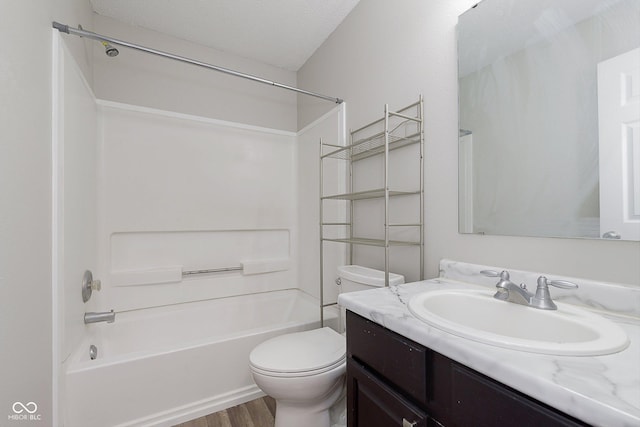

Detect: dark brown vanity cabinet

[346,311,590,427]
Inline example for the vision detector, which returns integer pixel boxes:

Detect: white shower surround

[55,34,348,427]
[96,100,299,312]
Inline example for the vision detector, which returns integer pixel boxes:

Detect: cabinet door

[451,364,589,427]
[347,359,428,427]
[347,310,429,406]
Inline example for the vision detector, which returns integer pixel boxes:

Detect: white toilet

[249,265,404,427]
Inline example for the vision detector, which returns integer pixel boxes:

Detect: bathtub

[64,289,337,427]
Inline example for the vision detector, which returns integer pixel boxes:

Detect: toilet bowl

[249,266,404,427]
[249,327,345,427]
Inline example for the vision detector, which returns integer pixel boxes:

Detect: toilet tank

[337,265,405,293]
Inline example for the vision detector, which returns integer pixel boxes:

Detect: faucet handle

[531,276,578,310]
[542,276,578,289]
[82,270,101,303]
[481,270,510,280]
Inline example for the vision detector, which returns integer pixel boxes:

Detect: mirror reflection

[458,0,640,241]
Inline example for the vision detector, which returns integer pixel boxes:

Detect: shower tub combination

[53,20,347,427]
[65,289,337,427]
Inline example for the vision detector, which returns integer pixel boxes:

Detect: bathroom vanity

[339,260,640,427]
[347,311,586,426]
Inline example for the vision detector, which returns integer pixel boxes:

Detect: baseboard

[115,385,265,427]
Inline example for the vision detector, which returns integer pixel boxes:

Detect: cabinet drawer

[347,311,428,406]
[347,359,428,427]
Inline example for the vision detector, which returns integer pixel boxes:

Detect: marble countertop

[338,260,640,427]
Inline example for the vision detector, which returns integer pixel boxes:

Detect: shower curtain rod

[52,22,343,104]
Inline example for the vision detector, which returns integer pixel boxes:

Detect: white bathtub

[64,289,337,427]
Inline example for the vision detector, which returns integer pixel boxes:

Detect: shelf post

[419,95,425,280]
[384,104,390,287]
[319,138,324,327]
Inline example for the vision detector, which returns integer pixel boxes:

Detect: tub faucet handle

[82,270,102,303]
[91,279,102,291]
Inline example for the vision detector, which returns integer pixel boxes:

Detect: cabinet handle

[402,419,417,427]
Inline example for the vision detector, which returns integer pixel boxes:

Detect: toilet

[249,265,404,427]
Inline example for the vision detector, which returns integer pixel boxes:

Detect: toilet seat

[250,356,345,378]
[249,327,346,377]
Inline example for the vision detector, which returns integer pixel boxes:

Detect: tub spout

[84,310,115,324]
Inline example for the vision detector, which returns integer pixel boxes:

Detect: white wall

[297,0,640,286]
[93,15,298,132]
[0,1,94,426]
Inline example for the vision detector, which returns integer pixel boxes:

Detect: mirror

[457,0,640,241]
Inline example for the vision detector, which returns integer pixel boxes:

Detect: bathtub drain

[89,345,98,360]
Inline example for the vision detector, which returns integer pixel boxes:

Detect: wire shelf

[321,237,421,247]
[318,96,424,327]
[322,119,421,162]
[322,189,420,201]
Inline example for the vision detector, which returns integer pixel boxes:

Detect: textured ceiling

[90,0,361,71]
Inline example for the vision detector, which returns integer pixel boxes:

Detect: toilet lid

[249,327,346,374]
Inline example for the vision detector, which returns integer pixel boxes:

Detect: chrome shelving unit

[319,97,424,324]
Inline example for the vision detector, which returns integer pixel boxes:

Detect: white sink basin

[408,289,629,356]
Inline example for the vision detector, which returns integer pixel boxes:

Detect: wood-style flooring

[173,396,276,427]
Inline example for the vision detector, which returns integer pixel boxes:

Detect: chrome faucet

[481,270,577,310]
[84,310,116,324]
[481,270,531,306]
